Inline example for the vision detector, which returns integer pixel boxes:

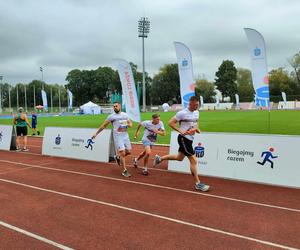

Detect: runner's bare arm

[127,119,133,128]
[24,115,32,128]
[168,117,184,135]
[134,123,142,139]
[152,128,166,136]
[92,120,110,139]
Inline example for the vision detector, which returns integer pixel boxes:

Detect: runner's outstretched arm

[92,120,110,139]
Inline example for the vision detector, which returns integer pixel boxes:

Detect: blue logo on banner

[183,92,195,108]
[194,143,205,158]
[254,47,261,56]
[182,59,188,67]
[55,134,61,145]
[255,86,270,107]
[257,147,278,169]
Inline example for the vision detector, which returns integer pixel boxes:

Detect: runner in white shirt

[153,96,210,192]
[92,102,132,177]
[133,114,166,175]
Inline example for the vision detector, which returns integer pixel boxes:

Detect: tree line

[1,52,299,110]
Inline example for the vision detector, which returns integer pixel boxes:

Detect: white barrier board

[42,127,114,162]
[0,125,13,151]
[168,132,300,188]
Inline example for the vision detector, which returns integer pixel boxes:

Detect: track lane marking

[0,159,299,213]
[0,178,298,250]
[0,220,73,250]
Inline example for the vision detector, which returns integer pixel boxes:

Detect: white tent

[80,101,101,115]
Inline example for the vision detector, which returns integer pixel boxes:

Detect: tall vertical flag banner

[200,95,204,107]
[215,95,220,107]
[281,92,287,106]
[67,89,73,109]
[174,42,195,108]
[41,90,48,111]
[244,28,270,107]
[115,59,141,122]
[235,93,240,108]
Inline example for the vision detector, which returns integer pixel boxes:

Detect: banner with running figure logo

[174,42,195,108]
[67,89,73,109]
[244,28,270,107]
[115,59,141,122]
[41,90,48,111]
[168,131,300,188]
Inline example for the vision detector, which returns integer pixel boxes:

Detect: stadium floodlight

[138,17,150,112]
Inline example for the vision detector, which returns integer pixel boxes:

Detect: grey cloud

[0,0,299,84]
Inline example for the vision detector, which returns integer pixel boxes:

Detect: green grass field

[1,110,300,144]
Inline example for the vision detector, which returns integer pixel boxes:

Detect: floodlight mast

[138,17,150,112]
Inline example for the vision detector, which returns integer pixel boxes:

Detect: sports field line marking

[0,178,298,250]
[0,220,73,250]
[0,166,34,175]
[39,158,69,166]
[4,150,170,172]
[0,159,299,213]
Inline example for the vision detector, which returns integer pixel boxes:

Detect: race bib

[147,133,157,142]
[117,120,128,132]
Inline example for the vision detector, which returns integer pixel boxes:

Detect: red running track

[0,137,299,249]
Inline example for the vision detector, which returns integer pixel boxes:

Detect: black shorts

[16,126,28,136]
[177,134,194,156]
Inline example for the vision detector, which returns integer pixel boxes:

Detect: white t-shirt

[141,120,165,143]
[107,112,130,135]
[174,108,199,140]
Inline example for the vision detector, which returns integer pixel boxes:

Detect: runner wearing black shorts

[153,96,210,192]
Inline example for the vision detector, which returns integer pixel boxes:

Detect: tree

[150,64,180,105]
[236,68,254,102]
[269,68,295,96]
[287,52,300,86]
[65,69,84,106]
[215,60,237,101]
[195,79,215,103]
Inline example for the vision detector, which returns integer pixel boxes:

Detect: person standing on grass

[13,107,31,152]
[31,110,40,135]
[153,96,210,192]
[92,102,133,177]
[133,114,166,175]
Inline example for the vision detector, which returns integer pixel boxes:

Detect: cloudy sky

[0,0,299,85]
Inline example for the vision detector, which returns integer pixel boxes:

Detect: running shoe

[195,182,210,192]
[114,155,121,166]
[22,148,29,152]
[142,169,149,176]
[133,157,138,168]
[122,170,131,177]
[16,148,21,152]
[153,154,162,167]
[37,131,40,135]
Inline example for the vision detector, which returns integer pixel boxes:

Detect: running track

[0,137,299,249]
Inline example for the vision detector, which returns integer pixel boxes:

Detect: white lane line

[0,159,299,213]
[0,166,34,175]
[0,178,298,250]
[40,159,69,166]
[0,220,73,250]
[2,150,169,172]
